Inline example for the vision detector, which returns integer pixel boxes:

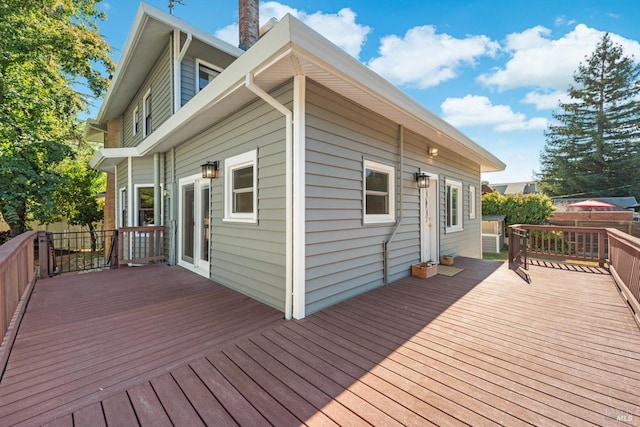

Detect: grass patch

[483,252,508,261]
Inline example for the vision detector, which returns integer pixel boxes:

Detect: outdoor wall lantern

[428,146,439,157]
[415,170,430,189]
[201,161,219,179]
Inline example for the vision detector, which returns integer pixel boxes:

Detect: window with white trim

[119,188,127,227]
[364,159,395,224]
[196,59,222,92]
[132,106,140,136]
[469,185,476,219]
[142,89,152,137]
[224,150,257,223]
[446,179,463,232]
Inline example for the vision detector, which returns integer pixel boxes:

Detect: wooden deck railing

[509,224,640,327]
[117,226,165,266]
[607,229,640,326]
[0,231,37,374]
[510,224,607,267]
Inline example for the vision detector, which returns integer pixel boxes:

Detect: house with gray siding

[89,2,505,319]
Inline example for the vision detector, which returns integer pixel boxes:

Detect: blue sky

[97,0,640,184]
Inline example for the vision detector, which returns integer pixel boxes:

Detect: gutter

[244,72,294,320]
[383,125,404,285]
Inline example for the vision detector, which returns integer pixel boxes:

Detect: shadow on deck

[1,257,639,426]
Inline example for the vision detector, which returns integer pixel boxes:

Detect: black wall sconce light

[201,161,219,179]
[415,170,430,189]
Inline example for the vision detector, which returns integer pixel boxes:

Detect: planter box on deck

[412,262,437,279]
[440,255,454,265]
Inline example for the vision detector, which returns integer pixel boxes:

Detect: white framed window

[469,185,476,219]
[363,159,395,224]
[119,187,127,227]
[224,150,257,223]
[196,59,222,92]
[132,106,140,136]
[446,179,463,232]
[142,89,152,137]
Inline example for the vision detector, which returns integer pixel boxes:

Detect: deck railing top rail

[0,231,37,376]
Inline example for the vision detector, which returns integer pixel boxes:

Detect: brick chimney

[239,0,259,50]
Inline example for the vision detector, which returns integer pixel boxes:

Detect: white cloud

[554,15,576,27]
[478,24,640,92]
[521,89,571,110]
[441,95,548,132]
[367,26,498,89]
[214,2,370,58]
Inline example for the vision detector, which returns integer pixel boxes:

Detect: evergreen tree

[538,33,640,199]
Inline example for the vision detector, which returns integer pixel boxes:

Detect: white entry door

[178,175,210,277]
[420,177,439,263]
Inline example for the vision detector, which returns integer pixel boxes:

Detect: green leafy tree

[49,127,106,250]
[0,0,113,237]
[482,192,555,229]
[538,33,640,199]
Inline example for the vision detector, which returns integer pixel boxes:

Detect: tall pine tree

[539,33,640,199]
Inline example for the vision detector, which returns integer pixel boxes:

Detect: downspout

[245,73,293,320]
[383,125,404,285]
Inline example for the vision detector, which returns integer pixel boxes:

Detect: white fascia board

[90,147,139,171]
[96,2,244,124]
[96,4,148,124]
[286,17,506,173]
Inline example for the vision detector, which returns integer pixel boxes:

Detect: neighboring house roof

[490,181,538,195]
[91,3,505,173]
[553,197,638,211]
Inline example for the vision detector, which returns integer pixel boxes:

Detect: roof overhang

[91,12,505,173]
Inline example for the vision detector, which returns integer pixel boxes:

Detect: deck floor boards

[1,258,640,426]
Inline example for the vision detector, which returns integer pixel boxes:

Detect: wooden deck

[1,258,639,426]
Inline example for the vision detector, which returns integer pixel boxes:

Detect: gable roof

[91,6,505,174]
[96,2,244,124]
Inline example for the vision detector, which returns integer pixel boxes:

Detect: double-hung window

[364,159,395,224]
[143,89,152,137]
[446,179,463,232]
[132,106,140,136]
[224,150,257,223]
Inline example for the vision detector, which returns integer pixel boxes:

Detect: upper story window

[446,179,463,232]
[224,150,257,223]
[143,89,152,137]
[363,159,395,224]
[196,59,222,92]
[132,106,140,136]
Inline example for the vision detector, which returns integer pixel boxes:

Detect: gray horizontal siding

[172,82,292,311]
[123,40,173,147]
[180,38,237,107]
[305,81,421,315]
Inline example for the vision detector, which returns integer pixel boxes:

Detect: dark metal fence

[38,229,118,277]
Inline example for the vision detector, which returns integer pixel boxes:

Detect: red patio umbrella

[567,199,616,219]
[567,199,616,209]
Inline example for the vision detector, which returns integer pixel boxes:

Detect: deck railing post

[37,231,53,278]
[598,231,605,267]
